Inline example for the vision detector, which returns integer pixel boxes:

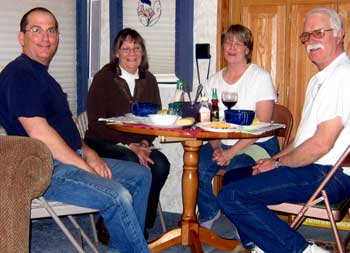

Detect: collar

[119,66,139,80]
[21,53,49,71]
[314,52,347,84]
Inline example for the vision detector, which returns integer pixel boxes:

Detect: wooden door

[240,1,288,105]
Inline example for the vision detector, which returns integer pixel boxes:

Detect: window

[76,0,194,113]
[123,0,176,82]
[0,1,77,116]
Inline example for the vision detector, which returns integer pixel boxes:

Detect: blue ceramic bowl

[132,102,158,117]
[224,109,255,125]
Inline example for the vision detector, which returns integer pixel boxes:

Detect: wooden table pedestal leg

[148,140,239,252]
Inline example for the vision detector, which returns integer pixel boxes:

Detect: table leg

[148,140,239,252]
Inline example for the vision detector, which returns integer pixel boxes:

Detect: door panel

[241,4,287,105]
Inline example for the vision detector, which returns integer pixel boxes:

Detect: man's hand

[82,142,112,178]
[85,149,112,179]
[252,158,277,175]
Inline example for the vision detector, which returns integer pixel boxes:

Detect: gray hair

[305,7,342,37]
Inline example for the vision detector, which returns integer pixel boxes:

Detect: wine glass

[221,91,238,110]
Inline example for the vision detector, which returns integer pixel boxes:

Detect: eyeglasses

[24,26,59,37]
[224,40,245,48]
[299,28,333,44]
[119,46,142,54]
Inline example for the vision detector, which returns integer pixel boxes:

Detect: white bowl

[148,114,179,126]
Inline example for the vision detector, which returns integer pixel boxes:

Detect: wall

[158,0,218,213]
[100,0,218,213]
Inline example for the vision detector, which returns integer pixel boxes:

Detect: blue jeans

[43,157,152,253]
[217,164,350,253]
[197,136,280,223]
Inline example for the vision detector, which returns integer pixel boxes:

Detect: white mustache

[307,43,324,53]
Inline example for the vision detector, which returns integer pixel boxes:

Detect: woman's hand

[252,158,276,176]
[129,141,154,169]
[212,147,233,166]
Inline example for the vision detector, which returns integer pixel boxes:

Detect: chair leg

[89,214,98,244]
[67,215,100,253]
[158,202,167,233]
[37,197,85,253]
[322,191,345,253]
[343,210,350,249]
[212,175,223,197]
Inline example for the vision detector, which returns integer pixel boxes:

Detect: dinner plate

[196,122,239,133]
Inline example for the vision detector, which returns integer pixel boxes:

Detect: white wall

[158,0,218,213]
[100,0,218,213]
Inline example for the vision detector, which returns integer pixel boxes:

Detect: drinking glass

[221,91,238,110]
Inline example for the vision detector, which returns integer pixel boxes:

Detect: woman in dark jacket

[85,28,170,241]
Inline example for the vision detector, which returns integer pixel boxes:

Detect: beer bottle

[211,88,219,121]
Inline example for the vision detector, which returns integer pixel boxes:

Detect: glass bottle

[198,96,211,123]
[211,88,219,121]
[174,80,184,102]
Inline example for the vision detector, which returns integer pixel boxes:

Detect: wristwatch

[274,158,282,168]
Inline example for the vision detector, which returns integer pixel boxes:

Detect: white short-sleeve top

[204,64,277,145]
[294,52,350,165]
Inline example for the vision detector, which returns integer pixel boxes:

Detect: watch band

[275,158,282,168]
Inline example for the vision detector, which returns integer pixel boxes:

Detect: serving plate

[143,121,183,129]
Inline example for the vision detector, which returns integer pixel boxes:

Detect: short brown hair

[221,24,254,63]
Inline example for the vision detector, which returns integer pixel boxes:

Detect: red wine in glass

[221,91,238,110]
[222,100,237,110]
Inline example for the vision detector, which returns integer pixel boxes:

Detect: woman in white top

[198,24,280,229]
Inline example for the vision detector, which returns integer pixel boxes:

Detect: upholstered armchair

[0,136,53,253]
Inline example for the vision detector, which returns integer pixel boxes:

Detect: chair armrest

[0,135,53,253]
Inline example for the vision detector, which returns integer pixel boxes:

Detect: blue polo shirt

[0,54,82,150]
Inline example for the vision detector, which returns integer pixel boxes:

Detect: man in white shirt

[217,7,350,253]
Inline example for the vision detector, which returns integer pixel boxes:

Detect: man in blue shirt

[0,7,152,253]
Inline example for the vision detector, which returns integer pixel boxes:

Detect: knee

[104,184,134,209]
[150,151,170,179]
[217,185,241,211]
[139,166,152,188]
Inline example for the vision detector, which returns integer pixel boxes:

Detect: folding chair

[31,197,99,253]
[212,104,293,196]
[76,111,167,233]
[268,145,350,253]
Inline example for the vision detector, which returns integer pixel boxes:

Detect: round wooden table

[108,123,278,253]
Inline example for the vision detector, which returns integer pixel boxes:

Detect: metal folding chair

[269,145,350,253]
[31,197,99,253]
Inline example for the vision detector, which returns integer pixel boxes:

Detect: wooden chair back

[272,104,293,149]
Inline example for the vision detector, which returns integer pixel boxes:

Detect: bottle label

[211,110,219,121]
[199,111,211,122]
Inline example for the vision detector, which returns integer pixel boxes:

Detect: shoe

[96,217,110,245]
[251,245,264,253]
[302,243,330,253]
[200,210,221,230]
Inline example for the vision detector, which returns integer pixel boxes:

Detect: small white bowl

[148,114,179,126]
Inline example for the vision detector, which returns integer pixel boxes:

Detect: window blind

[0,1,77,116]
[123,0,176,82]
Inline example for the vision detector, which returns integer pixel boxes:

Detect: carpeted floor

[30,212,349,253]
